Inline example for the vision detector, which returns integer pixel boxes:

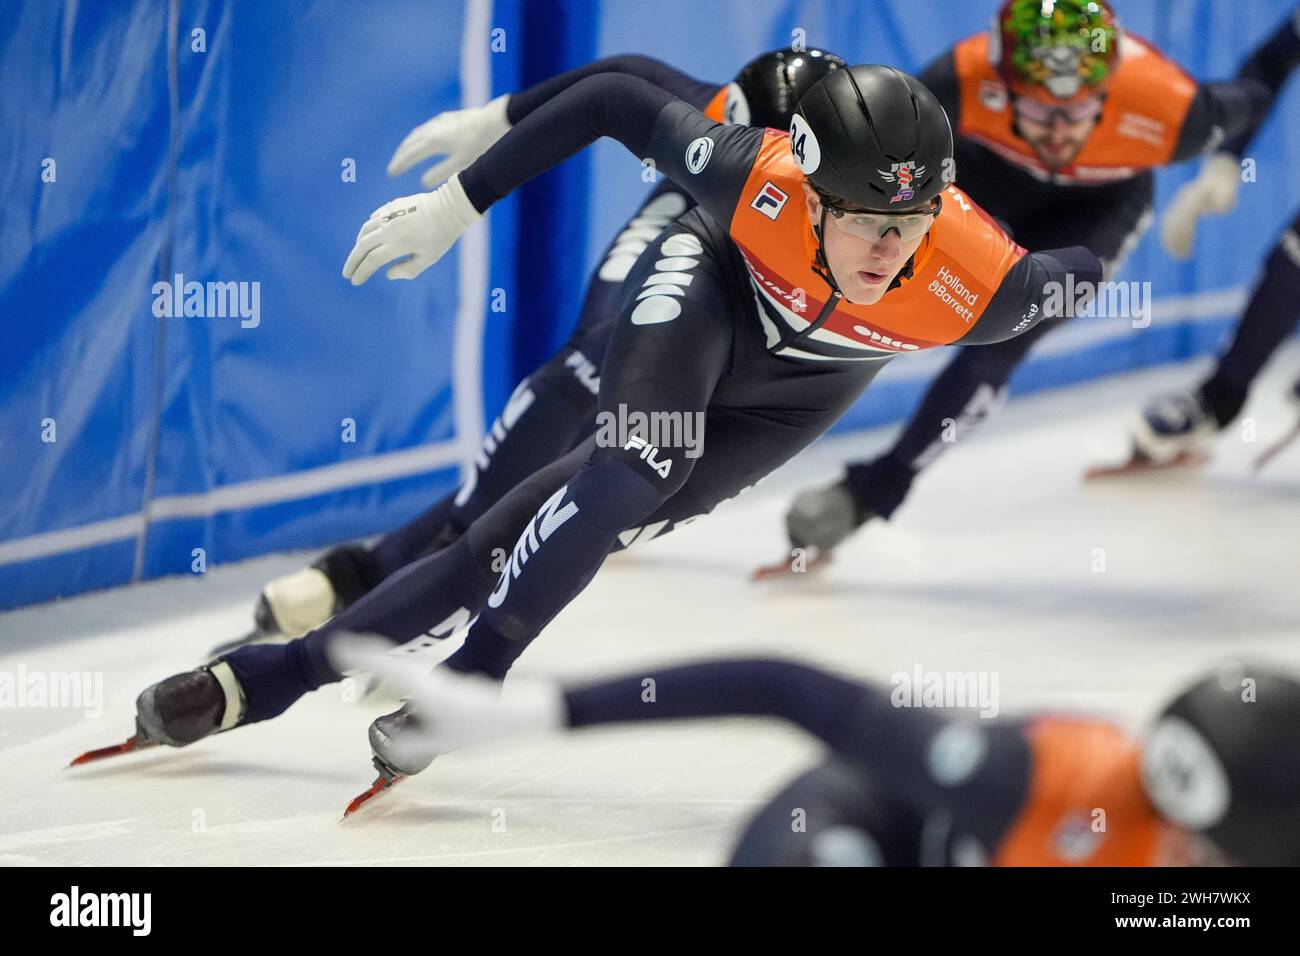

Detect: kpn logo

[49,886,151,936]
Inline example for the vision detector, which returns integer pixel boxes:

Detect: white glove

[387,94,512,189]
[330,634,567,756]
[341,174,482,285]
[1160,153,1243,260]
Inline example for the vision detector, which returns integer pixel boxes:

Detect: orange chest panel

[954,33,1197,182]
[728,132,1025,354]
[994,717,1171,866]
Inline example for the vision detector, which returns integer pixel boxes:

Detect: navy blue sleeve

[1172,12,1300,163]
[459,73,763,228]
[506,54,722,122]
[1172,79,1274,162]
[957,245,1102,346]
[1219,10,1300,157]
[563,657,1032,848]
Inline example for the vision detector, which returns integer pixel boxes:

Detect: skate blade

[341,760,408,821]
[1084,449,1210,480]
[67,733,158,768]
[751,548,832,581]
[1253,422,1300,472]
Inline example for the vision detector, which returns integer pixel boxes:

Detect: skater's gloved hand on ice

[786,482,857,552]
[342,176,482,285]
[386,94,512,189]
[330,634,565,754]
[1160,153,1243,260]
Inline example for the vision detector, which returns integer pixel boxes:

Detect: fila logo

[750,181,789,221]
[564,349,600,395]
[624,434,672,479]
[488,485,580,608]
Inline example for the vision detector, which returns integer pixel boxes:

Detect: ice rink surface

[2,347,1298,866]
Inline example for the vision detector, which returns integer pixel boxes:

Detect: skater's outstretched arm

[1163,11,1300,258]
[347,650,1032,844]
[563,658,1030,836]
[343,72,762,284]
[1171,10,1299,162]
[1217,9,1300,158]
[388,55,723,188]
[504,54,723,120]
[455,73,757,221]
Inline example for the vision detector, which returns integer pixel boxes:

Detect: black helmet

[728,48,846,129]
[1141,662,1300,866]
[791,65,953,211]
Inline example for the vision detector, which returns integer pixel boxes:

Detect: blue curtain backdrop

[2,0,1296,610]
[1,0,525,608]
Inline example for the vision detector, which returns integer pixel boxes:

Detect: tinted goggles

[1012,95,1104,125]
[824,194,942,243]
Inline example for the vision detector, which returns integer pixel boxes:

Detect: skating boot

[69,661,245,766]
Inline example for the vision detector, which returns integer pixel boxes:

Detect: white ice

[2,347,1298,866]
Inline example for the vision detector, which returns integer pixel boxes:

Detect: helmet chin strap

[811,205,842,294]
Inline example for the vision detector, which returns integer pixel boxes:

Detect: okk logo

[488,485,579,608]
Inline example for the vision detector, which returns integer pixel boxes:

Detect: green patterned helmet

[991,0,1120,104]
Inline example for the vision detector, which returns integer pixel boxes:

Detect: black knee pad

[576,453,680,531]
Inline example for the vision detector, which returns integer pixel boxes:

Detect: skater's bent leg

[448,349,604,527]
[366,347,603,580]
[366,492,460,580]
[222,441,597,721]
[307,441,596,664]
[1200,212,1300,425]
[443,413,705,680]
